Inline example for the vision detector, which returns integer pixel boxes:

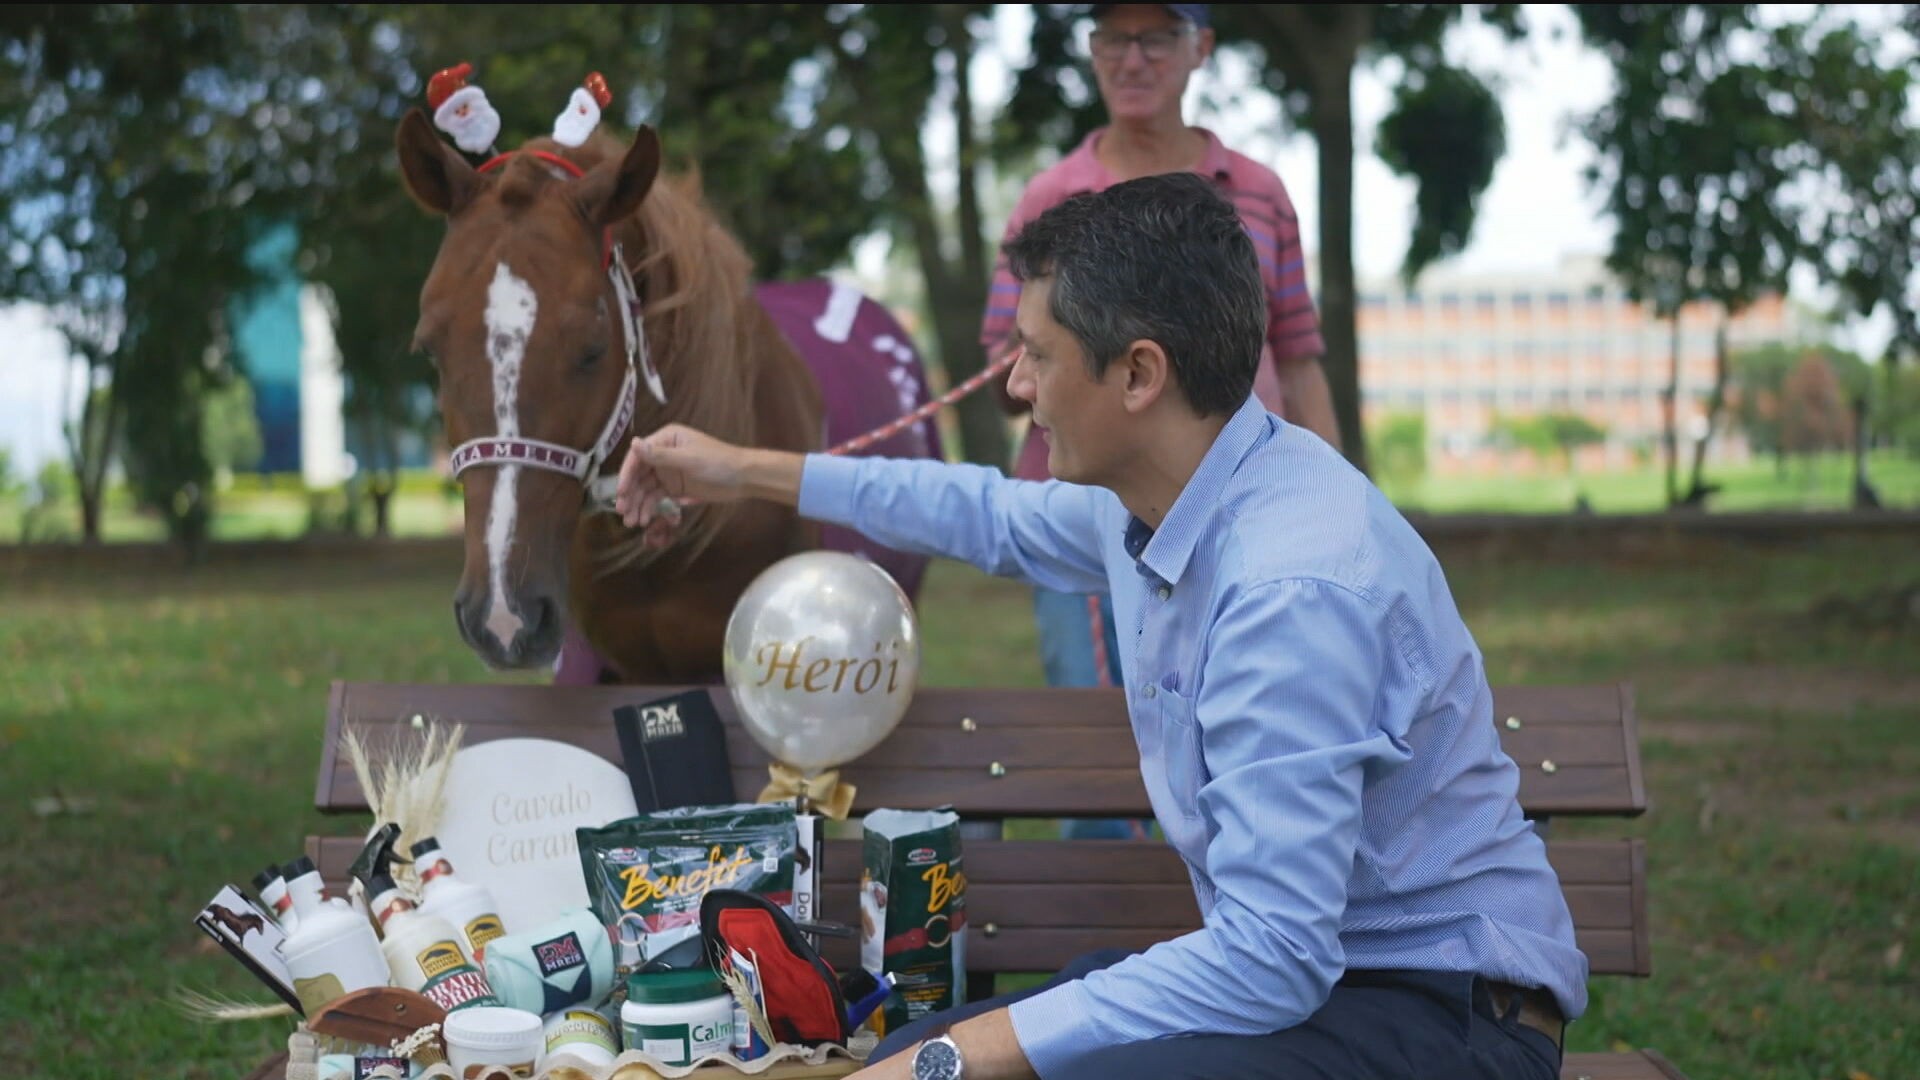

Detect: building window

[1475,292,1498,313]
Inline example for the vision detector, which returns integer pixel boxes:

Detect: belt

[1485,980,1565,1050]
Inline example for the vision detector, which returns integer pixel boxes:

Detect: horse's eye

[578,346,604,371]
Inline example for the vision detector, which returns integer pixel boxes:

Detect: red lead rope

[635,346,1023,517]
[822,346,1021,458]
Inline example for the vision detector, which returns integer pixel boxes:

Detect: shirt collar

[1130,394,1272,586]
[1070,126,1236,187]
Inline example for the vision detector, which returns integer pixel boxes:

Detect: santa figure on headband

[427,62,500,156]
[553,72,612,148]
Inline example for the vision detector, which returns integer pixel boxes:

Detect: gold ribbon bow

[758,761,857,821]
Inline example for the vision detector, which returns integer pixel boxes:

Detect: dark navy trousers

[870,949,1563,1079]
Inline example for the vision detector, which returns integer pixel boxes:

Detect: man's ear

[395,108,478,215]
[573,124,661,227]
[1117,339,1174,414]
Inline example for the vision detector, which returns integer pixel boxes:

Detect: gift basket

[185,552,965,1079]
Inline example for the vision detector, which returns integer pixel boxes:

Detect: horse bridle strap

[449,148,666,513]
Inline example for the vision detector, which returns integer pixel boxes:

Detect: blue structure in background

[230,221,305,474]
[228,219,437,482]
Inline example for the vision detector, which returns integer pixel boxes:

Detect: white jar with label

[620,969,735,1067]
[443,1006,543,1079]
[542,1007,619,1069]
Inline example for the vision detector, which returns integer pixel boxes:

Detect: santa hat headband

[425,62,614,156]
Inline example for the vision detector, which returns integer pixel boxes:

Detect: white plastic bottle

[254,865,299,934]
[366,874,503,1015]
[409,837,508,963]
[278,856,391,1015]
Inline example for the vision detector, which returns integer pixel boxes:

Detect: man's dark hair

[1003,171,1266,416]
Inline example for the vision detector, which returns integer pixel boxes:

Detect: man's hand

[613,424,805,545]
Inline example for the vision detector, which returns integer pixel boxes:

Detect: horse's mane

[499,132,762,576]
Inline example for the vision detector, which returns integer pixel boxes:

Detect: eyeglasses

[1088,26,1193,62]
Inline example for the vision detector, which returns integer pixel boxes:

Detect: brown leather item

[1486,980,1566,1050]
[307,987,447,1056]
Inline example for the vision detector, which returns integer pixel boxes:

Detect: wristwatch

[910,1025,964,1080]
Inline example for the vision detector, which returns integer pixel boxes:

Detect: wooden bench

[284,679,1687,1080]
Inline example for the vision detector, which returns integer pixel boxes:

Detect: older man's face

[1089,6,1211,124]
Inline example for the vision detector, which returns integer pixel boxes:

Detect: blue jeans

[1033,588,1150,842]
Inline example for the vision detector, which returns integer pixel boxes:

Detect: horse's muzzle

[454,587,563,671]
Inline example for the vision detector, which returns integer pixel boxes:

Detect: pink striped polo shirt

[983,126,1325,482]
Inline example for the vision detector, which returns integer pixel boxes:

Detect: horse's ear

[396,108,477,215]
[575,124,660,227]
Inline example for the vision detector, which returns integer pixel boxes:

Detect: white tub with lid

[443,1005,543,1078]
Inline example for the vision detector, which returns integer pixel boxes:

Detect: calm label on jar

[619,968,735,1067]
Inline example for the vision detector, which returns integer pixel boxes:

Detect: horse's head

[395,108,660,671]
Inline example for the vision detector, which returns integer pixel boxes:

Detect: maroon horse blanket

[554,278,944,685]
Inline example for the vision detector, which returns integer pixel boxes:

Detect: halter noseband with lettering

[444,149,667,512]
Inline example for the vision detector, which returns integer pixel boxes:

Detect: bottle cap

[409,836,444,860]
[282,855,318,881]
[253,866,284,893]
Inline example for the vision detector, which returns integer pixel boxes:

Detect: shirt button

[1143,684,1158,700]
[1156,585,1172,601]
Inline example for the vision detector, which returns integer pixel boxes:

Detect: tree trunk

[1681,317,1729,507]
[1312,54,1367,476]
[936,5,1001,468]
[1852,392,1879,509]
[372,483,394,539]
[872,30,1002,468]
[65,355,119,546]
[1664,312,1681,507]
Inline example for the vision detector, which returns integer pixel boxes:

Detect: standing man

[616,172,1582,1080]
[984,6,1341,807]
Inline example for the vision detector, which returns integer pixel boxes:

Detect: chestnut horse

[394,111,937,682]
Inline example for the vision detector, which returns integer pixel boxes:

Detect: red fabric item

[717,907,843,1044]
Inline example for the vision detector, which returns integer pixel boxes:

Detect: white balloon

[722,551,920,773]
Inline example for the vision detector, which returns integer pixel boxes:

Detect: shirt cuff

[795,452,861,525]
[1005,978,1101,1079]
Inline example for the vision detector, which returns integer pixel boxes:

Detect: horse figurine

[394,100,938,684]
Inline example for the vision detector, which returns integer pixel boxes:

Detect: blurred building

[229,221,352,488]
[1354,254,1803,474]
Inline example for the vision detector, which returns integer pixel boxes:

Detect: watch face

[913,1039,961,1080]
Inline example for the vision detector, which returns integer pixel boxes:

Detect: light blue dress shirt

[797,394,1589,1077]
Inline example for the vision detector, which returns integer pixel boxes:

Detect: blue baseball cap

[1090,4,1209,29]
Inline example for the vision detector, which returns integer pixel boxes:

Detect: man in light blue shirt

[615,171,1585,1080]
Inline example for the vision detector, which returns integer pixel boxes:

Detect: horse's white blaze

[483,262,538,647]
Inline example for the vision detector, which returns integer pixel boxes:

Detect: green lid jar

[621,968,735,1065]
[627,967,727,1004]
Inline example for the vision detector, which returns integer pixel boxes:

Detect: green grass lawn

[1378,449,1920,514]
[2,532,1916,1079]
[0,448,1914,548]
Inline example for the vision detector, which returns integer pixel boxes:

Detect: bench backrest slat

[319,681,1644,819]
[305,835,1648,978]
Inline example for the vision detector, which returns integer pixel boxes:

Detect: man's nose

[1006,349,1036,401]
